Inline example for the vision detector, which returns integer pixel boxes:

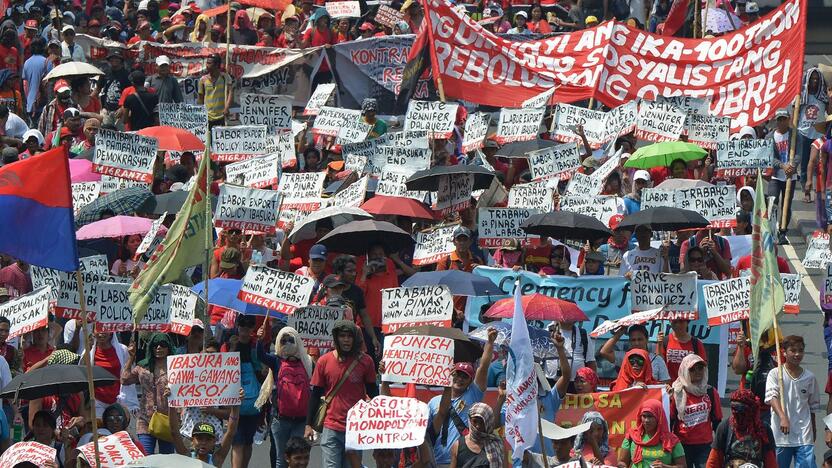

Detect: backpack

[275,359,311,419]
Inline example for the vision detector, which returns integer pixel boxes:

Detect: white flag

[504,280,539,460]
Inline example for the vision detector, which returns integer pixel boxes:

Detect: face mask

[281,342,298,356]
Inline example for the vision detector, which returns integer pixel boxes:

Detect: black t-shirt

[712,419,775,466]
[100,70,131,111]
[342,283,366,313]
[124,90,159,130]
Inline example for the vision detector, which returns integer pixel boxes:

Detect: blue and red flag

[0,147,79,272]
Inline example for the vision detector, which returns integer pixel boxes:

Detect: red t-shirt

[302,28,333,71]
[23,345,54,371]
[733,255,791,276]
[0,45,19,72]
[310,352,375,432]
[356,257,399,328]
[94,346,121,405]
[662,334,707,381]
[669,390,722,444]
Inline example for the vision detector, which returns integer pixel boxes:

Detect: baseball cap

[219,247,241,269]
[452,226,472,239]
[63,108,81,119]
[322,274,347,290]
[633,170,651,182]
[774,108,790,119]
[61,24,75,33]
[585,15,598,24]
[138,0,150,11]
[156,55,171,66]
[327,160,344,171]
[737,125,756,139]
[24,19,38,29]
[358,21,374,31]
[453,362,475,378]
[54,79,71,94]
[514,10,527,17]
[608,214,624,231]
[309,244,328,260]
[192,422,216,437]
[501,238,521,250]
[192,318,205,330]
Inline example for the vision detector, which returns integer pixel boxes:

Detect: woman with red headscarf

[619,400,685,468]
[231,10,258,45]
[706,388,777,468]
[611,349,658,391]
[574,367,599,394]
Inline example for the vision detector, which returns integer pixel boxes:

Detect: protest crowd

[0,0,830,466]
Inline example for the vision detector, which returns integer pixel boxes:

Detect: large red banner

[421,0,805,129]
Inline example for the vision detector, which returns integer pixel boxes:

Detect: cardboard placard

[71,181,101,214]
[551,103,608,147]
[528,142,582,182]
[477,207,538,248]
[211,125,268,162]
[99,175,149,195]
[632,271,698,315]
[95,282,197,333]
[715,139,774,177]
[702,277,750,325]
[507,180,554,213]
[684,113,731,149]
[326,1,361,17]
[0,287,51,340]
[495,107,545,144]
[565,172,603,197]
[52,255,111,318]
[0,442,57,468]
[238,265,315,313]
[404,101,458,139]
[655,96,711,115]
[167,352,242,407]
[559,195,624,226]
[93,129,158,183]
[381,285,453,333]
[412,224,457,266]
[345,154,369,176]
[381,335,454,386]
[214,184,282,233]
[434,173,474,215]
[268,132,298,170]
[158,102,208,142]
[604,101,639,142]
[342,131,429,159]
[522,87,556,109]
[78,431,144,468]
[240,93,292,132]
[641,188,676,209]
[313,107,362,137]
[635,101,686,142]
[368,146,431,177]
[336,117,372,145]
[781,273,802,314]
[376,169,428,201]
[802,231,832,269]
[374,4,404,28]
[136,212,167,255]
[332,175,368,208]
[279,172,326,210]
[643,186,736,227]
[225,154,281,189]
[304,83,337,116]
[287,306,345,348]
[461,112,490,153]
[345,396,428,450]
[169,284,198,336]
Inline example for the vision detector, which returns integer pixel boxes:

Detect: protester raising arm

[475,327,498,392]
[551,328,570,397]
[599,327,627,365]
[168,386,241,467]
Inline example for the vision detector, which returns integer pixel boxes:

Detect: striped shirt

[198,72,231,121]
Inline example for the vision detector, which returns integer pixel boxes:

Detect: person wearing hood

[619,400,685,468]
[361,98,386,138]
[82,332,140,418]
[102,402,147,453]
[449,402,505,467]
[190,13,212,42]
[393,21,411,35]
[610,348,659,391]
[302,8,334,91]
[707,388,777,467]
[256,326,314,468]
[122,332,177,454]
[231,10,258,45]
[669,354,720,468]
[797,68,831,192]
[305,320,377,468]
[572,411,617,465]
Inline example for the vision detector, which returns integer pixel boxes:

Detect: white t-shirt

[544,326,595,380]
[765,366,820,447]
[772,130,797,182]
[620,247,663,275]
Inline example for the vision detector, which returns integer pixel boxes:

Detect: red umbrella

[136,126,204,152]
[485,293,589,322]
[361,195,436,220]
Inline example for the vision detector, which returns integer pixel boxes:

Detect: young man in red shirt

[660,319,707,381]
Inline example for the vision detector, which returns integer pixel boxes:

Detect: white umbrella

[288,206,373,243]
[127,454,213,468]
[44,61,105,81]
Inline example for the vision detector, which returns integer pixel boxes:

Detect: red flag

[662,0,691,36]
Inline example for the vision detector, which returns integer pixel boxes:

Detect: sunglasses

[628,356,645,366]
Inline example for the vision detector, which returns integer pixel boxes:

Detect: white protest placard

[508,180,554,212]
[381,285,453,333]
[99,175,149,195]
[632,271,698,317]
[345,154,368,175]
[278,203,327,231]
[495,107,545,144]
[169,284,198,336]
[313,107,362,137]
[655,96,711,115]
[604,101,639,141]
[288,306,345,348]
[0,287,50,340]
[412,224,457,266]
[781,273,802,314]
[72,181,100,214]
[326,0,361,17]
[376,169,428,201]
[214,184,282,233]
[342,131,428,159]
[702,277,750,325]
[53,254,110,318]
[0,442,57,468]
[345,396,428,450]
[304,83,337,116]
[93,129,157,183]
[159,102,209,142]
[559,195,624,226]
[635,100,686,142]
[675,185,737,228]
[434,173,474,215]
[641,188,676,209]
[336,118,372,145]
[565,172,603,197]
[95,282,194,333]
[225,153,281,188]
[381,335,454,386]
[590,151,622,186]
[715,139,774,177]
[522,87,556,109]
[267,132,298,170]
[528,142,582,182]
[684,114,731,149]
[477,207,538,248]
[238,265,315,314]
[136,212,167,255]
[333,175,368,208]
[211,125,268,162]
[824,263,832,308]
[404,101,458,139]
[30,265,61,304]
[240,93,292,132]
[279,172,326,210]
[368,145,431,176]
[461,112,490,153]
[551,103,608,148]
[375,4,404,27]
[802,232,832,269]
[167,352,242,407]
[78,431,144,468]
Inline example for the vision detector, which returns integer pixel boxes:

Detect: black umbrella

[76,186,154,227]
[0,365,118,401]
[148,190,218,215]
[496,139,557,158]
[317,220,415,255]
[405,165,495,192]
[391,325,483,363]
[521,211,611,241]
[618,206,710,232]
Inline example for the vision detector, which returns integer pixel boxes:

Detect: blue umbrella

[469,321,555,359]
[191,279,285,318]
[401,270,500,296]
